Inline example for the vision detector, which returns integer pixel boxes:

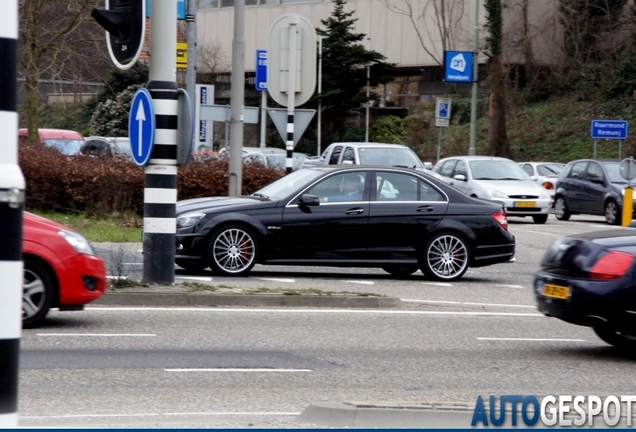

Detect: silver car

[433,156,552,224]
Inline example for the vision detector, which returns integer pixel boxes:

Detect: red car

[22,212,107,327]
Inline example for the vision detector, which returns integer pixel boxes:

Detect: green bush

[369,115,406,143]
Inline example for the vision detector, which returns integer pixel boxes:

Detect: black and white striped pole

[0,0,24,427]
[143,0,178,284]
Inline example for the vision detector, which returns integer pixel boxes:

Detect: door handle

[417,205,434,212]
[345,208,364,215]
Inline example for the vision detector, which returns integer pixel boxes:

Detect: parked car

[174,165,515,281]
[19,128,85,156]
[433,156,552,224]
[219,146,309,171]
[84,136,132,160]
[535,228,636,349]
[518,161,565,197]
[23,212,107,327]
[554,159,636,225]
[300,142,440,177]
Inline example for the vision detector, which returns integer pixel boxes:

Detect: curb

[94,292,403,308]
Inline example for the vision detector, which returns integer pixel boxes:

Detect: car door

[278,171,370,260]
[560,161,588,213]
[580,162,607,215]
[367,170,449,260]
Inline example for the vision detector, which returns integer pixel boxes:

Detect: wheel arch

[424,223,476,265]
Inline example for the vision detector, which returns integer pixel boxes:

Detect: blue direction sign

[255,49,267,91]
[129,88,155,167]
[590,119,628,139]
[444,51,473,83]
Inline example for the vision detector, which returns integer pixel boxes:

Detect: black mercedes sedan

[175,166,515,281]
[535,229,636,349]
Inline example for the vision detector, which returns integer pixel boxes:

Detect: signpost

[256,49,268,148]
[435,97,451,162]
[267,108,316,147]
[128,88,155,167]
[590,119,629,159]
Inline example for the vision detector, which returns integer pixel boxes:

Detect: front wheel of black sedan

[382,265,419,277]
[421,233,470,281]
[593,326,636,350]
[207,225,258,277]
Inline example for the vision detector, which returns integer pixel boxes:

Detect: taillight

[492,212,508,231]
[542,181,554,190]
[589,251,635,280]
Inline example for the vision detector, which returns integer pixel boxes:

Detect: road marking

[477,337,586,342]
[402,299,535,309]
[258,278,296,283]
[164,368,312,372]
[176,276,213,282]
[124,262,143,266]
[37,333,156,337]
[421,282,453,287]
[511,228,561,237]
[495,284,525,289]
[87,306,544,317]
[342,280,374,285]
[20,411,301,419]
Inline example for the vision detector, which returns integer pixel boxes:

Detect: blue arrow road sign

[590,119,628,139]
[129,88,155,166]
[444,51,473,83]
[255,49,268,91]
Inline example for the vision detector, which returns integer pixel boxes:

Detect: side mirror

[299,194,320,206]
[530,175,538,181]
[424,162,433,170]
[342,160,353,165]
[453,174,467,182]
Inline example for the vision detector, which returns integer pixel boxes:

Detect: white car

[433,156,552,224]
[518,161,565,198]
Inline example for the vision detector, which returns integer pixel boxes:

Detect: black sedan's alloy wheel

[422,233,470,281]
[593,326,636,350]
[23,259,54,328]
[208,225,258,276]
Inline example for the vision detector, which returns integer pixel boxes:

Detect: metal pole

[186,0,197,109]
[260,91,267,148]
[0,2,24,427]
[143,0,178,284]
[469,0,479,156]
[594,139,597,159]
[619,139,623,160]
[437,127,442,162]
[228,0,245,196]
[365,37,370,143]
[286,18,299,174]
[317,36,322,156]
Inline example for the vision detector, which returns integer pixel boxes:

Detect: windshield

[603,162,629,184]
[470,160,531,181]
[537,163,565,177]
[252,168,323,200]
[44,139,84,156]
[358,147,424,168]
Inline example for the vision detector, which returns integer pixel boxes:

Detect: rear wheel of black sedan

[207,225,258,277]
[554,196,571,221]
[421,233,470,281]
[382,265,419,277]
[593,326,636,350]
[604,199,621,225]
[23,259,54,328]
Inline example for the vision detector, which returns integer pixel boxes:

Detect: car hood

[23,211,72,232]
[475,180,544,195]
[177,196,276,215]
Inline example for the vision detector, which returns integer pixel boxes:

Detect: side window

[328,146,343,164]
[419,179,445,202]
[586,163,604,183]
[521,164,533,176]
[567,162,588,180]
[439,160,457,178]
[453,160,467,178]
[306,172,365,203]
[376,172,430,202]
[342,147,355,163]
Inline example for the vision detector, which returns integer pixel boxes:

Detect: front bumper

[57,253,107,307]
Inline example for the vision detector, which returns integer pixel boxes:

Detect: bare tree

[382,0,468,65]
[197,41,231,74]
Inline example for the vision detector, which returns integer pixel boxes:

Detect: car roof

[440,155,514,162]
[327,142,409,149]
[19,128,84,140]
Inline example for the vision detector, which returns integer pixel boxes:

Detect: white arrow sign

[135,103,146,157]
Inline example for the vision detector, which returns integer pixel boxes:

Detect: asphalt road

[18,214,636,428]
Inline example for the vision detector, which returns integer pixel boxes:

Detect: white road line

[124,263,143,266]
[402,299,535,309]
[421,282,453,287]
[20,412,300,419]
[342,280,374,285]
[258,278,296,283]
[511,228,561,237]
[477,337,586,342]
[175,276,213,282]
[164,368,312,372]
[37,333,156,337]
[87,306,544,317]
[495,284,525,289]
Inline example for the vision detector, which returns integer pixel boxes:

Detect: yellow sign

[177,42,187,69]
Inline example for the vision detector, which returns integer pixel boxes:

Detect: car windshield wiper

[250,193,269,199]
[498,177,522,181]
[475,177,497,180]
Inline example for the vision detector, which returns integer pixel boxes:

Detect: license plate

[542,283,569,300]
[514,201,536,208]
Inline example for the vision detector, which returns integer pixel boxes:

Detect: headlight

[486,189,508,199]
[58,230,95,255]
[177,212,205,228]
[540,190,551,199]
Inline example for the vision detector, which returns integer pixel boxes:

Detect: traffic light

[92,0,145,70]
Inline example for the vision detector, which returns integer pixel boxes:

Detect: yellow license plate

[515,201,536,208]
[542,283,570,300]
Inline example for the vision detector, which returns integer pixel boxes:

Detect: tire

[382,265,419,277]
[207,225,258,277]
[421,233,470,281]
[22,259,54,328]
[605,199,621,225]
[175,259,209,272]
[532,214,548,224]
[593,326,636,350]
[554,196,571,221]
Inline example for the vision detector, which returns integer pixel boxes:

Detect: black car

[535,229,636,349]
[554,159,635,225]
[175,166,515,281]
